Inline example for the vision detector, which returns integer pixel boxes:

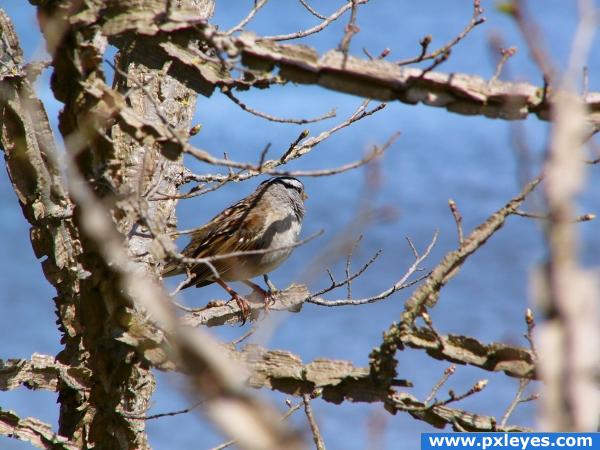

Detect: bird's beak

[302,192,309,201]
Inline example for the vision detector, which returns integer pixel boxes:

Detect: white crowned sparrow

[162,177,307,321]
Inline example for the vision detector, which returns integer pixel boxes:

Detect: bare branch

[524,308,536,356]
[179,101,386,175]
[226,0,270,35]
[370,177,541,385]
[298,0,327,20]
[210,400,303,450]
[0,411,77,450]
[122,401,204,421]
[402,177,541,332]
[500,379,530,428]
[491,47,517,84]
[535,0,600,428]
[436,379,489,407]
[260,0,369,41]
[159,104,391,201]
[181,284,309,327]
[344,235,363,299]
[307,230,438,306]
[0,354,87,393]
[514,209,595,223]
[229,344,528,432]
[222,87,336,124]
[303,393,326,450]
[401,327,536,379]
[339,0,361,69]
[425,365,456,405]
[396,0,486,66]
[99,13,600,127]
[448,199,464,245]
[507,0,557,84]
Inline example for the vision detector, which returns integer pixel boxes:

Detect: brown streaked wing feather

[188,197,269,285]
[162,185,272,285]
[161,222,215,277]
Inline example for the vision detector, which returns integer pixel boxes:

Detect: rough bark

[0,410,77,450]
[0,7,84,447]
[3,1,211,448]
[95,7,600,128]
[1,348,530,434]
[3,1,591,447]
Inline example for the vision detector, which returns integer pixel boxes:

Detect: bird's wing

[188,204,269,283]
[162,193,269,283]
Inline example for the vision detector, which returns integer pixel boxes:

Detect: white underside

[222,219,301,281]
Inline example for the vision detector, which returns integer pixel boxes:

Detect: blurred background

[1,1,599,448]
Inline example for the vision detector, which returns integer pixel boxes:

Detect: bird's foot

[229,293,251,325]
[215,278,251,325]
[243,280,276,311]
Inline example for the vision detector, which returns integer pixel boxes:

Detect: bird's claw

[230,294,251,325]
[254,286,277,312]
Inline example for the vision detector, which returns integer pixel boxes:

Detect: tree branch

[0,353,88,393]
[0,411,77,450]
[97,11,600,127]
[230,344,529,432]
[370,176,541,386]
[401,328,535,379]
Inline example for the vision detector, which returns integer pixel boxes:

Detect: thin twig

[311,248,381,297]
[500,379,530,428]
[222,88,336,124]
[524,308,536,356]
[421,312,445,350]
[258,143,271,168]
[171,101,386,192]
[362,47,391,60]
[448,199,464,244]
[156,103,389,201]
[122,401,204,421]
[225,0,269,35]
[425,365,456,405]
[280,129,310,163]
[168,269,196,297]
[491,47,517,83]
[436,379,488,407]
[418,50,452,77]
[396,0,485,66]
[339,0,360,69]
[582,65,589,97]
[344,235,363,299]
[307,230,438,306]
[509,0,557,84]
[155,144,391,200]
[298,0,327,19]
[230,325,259,346]
[514,209,595,223]
[260,0,368,41]
[302,394,326,450]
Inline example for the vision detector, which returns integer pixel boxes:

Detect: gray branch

[0,353,88,393]
[230,344,529,432]
[0,410,77,450]
[98,8,600,128]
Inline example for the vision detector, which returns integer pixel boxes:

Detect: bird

[162,176,307,322]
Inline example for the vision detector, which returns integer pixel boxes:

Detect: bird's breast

[241,213,301,277]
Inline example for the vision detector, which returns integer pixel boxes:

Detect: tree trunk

[27,0,214,447]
